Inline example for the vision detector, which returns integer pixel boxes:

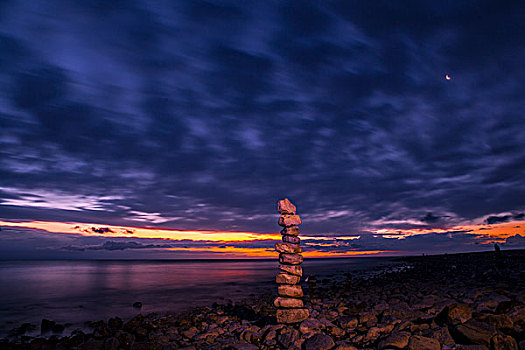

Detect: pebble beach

[1,249,524,350]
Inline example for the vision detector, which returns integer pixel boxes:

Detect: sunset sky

[0,1,524,259]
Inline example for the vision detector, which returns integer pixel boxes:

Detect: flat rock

[274,297,304,308]
[276,308,309,324]
[281,226,300,236]
[438,303,472,325]
[454,319,496,347]
[275,242,302,254]
[408,335,440,350]
[280,264,302,276]
[282,235,300,244]
[279,215,301,227]
[304,333,335,350]
[378,332,411,349]
[278,284,303,298]
[280,253,303,265]
[277,198,296,215]
[276,273,300,284]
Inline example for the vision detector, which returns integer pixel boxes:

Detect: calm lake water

[0,258,396,337]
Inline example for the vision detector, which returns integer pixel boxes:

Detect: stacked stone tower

[274,198,309,323]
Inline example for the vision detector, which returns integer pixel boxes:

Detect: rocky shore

[1,249,524,350]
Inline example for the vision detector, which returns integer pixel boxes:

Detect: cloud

[0,0,524,253]
[504,234,525,247]
[63,240,173,251]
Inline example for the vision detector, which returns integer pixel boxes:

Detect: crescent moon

[445,75,451,80]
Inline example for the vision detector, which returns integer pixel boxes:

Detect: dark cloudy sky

[1,1,524,258]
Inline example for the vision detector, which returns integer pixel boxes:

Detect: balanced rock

[276,273,301,284]
[274,297,304,308]
[277,198,296,215]
[280,253,303,265]
[282,235,300,244]
[279,264,302,276]
[275,242,302,254]
[276,308,309,324]
[279,215,302,227]
[281,226,300,236]
[278,284,304,298]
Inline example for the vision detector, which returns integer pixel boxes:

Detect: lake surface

[0,258,396,337]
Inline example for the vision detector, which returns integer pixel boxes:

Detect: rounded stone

[274,297,304,308]
[277,198,296,215]
[278,284,303,298]
[279,253,303,265]
[276,308,309,324]
[276,273,300,284]
[275,242,302,254]
[278,215,302,227]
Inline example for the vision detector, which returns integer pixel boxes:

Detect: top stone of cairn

[277,198,296,215]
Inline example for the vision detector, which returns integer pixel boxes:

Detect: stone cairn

[274,198,310,324]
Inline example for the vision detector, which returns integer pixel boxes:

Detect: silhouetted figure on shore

[494,243,504,270]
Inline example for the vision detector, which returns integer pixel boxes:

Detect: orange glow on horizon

[1,219,523,258]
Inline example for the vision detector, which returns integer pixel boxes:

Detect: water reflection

[0,258,393,336]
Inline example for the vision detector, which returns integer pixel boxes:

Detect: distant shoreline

[2,248,522,262]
